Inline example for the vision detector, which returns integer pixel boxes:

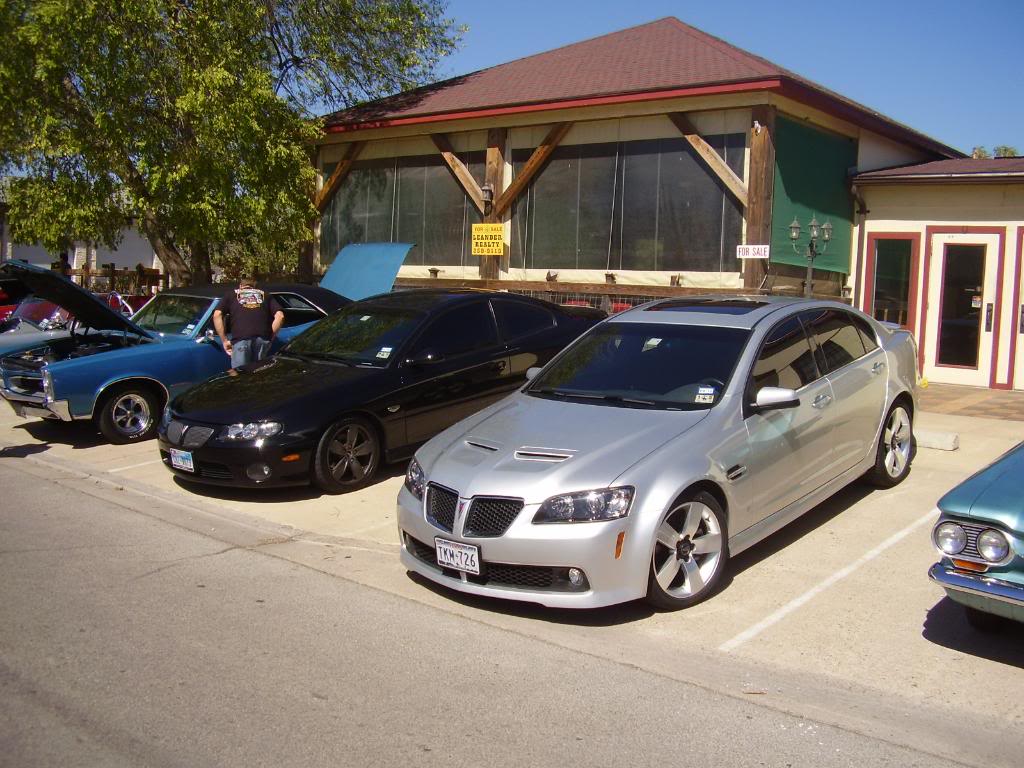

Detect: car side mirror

[404,349,445,367]
[525,366,542,381]
[197,329,218,345]
[751,386,800,413]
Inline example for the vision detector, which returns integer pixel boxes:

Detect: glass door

[922,234,1000,386]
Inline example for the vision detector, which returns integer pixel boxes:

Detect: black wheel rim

[326,424,375,484]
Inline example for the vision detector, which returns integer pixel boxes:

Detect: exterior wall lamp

[789,216,832,298]
[481,183,494,216]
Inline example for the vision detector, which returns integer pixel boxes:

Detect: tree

[0,1,460,283]
[993,145,1019,158]
[971,146,991,159]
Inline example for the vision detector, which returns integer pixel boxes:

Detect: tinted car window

[286,304,423,366]
[411,302,499,358]
[132,295,212,335]
[528,323,750,410]
[850,313,880,353]
[751,316,819,391]
[801,309,867,373]
[493,299,554,340]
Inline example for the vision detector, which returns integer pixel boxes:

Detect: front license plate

[434,537,480,575]
[170,449,195,472]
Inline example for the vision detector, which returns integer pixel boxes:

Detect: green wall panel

[770,116,856,273]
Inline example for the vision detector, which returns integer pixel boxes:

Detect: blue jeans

[231,337,271,368]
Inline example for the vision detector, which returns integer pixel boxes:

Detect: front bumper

[1,387,73,421]
[157,432,314,488]
[929,562,1024,623]
[397,485,647,609]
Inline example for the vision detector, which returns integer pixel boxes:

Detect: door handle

[985,303,993,332]
[812,393,833,409]
[871,361,886,375]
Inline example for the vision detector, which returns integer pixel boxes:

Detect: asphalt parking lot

[2,399,1022,764]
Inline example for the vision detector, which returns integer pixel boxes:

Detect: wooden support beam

[743,105,776,289]
[432,133,486,216]
[481,128,508,279]
[491,122,572,219]
[314,141,364,214]
[667,113,749,208]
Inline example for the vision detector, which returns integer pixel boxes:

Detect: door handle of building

[871,361,886,375]
[1019,305,1024,334]
[812,393,833,409]
[986,303,994,332]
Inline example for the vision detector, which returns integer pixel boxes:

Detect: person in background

[213,273,284,368]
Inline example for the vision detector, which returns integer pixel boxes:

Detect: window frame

[491,297,556,343]
[745,313,822,416]
[404,299,501,362]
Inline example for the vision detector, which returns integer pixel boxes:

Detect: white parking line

[718,508,938,653]
[109,459,164,473]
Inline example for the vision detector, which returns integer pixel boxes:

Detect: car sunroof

[648,299,769,315]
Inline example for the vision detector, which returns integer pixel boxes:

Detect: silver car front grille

[426,484,458,533]
[463,497,524,537]
[960,522,990,561]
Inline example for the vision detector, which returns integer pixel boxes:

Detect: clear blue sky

[436,0,1023,155]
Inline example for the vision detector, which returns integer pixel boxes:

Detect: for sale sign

[736,244,770,259]
[472,223,504,256]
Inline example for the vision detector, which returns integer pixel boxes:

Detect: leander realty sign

[471,223,504,256]
[736,244,770,259]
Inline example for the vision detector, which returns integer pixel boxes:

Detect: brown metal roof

[856,157,1024,181]
[322,17,960,159]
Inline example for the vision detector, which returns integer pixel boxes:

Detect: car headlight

[222,422,283,440]
[977,529,1010,562]
[934,522,966,555]
[41,368,54,402]
[405,457,426,500]
[533,487,634,523]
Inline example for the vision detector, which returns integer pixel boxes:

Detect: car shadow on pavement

[726,481,875,580]
[922,597,1024,668]
[405,572,655,626]
[0,442,51,458]
[14,419,106,449]
[171,462,407,504]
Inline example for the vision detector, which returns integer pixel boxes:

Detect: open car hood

[318,242,412,300]
[0,260,153,338]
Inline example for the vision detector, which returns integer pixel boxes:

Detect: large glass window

[321,152,484,267]
[871,239,912,326]
[410,302,499,358]
[493,299,554,340]
[510,135,744,272]
[800,309,867,374]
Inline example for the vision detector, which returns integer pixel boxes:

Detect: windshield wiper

[531,387,656,406]
[293,351,354,365]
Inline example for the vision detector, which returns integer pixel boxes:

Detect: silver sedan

[397,296,918,609]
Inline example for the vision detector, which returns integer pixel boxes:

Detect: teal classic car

[930,442,1024,631]
[0,244,410,444]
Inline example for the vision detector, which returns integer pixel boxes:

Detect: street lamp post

[789,216,833,298]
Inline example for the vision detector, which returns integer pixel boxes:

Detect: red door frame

[919,226,1008,389]
[861,232,921,333]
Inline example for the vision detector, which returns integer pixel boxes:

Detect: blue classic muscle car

[0,244,410,444]
[930,441,1024,631]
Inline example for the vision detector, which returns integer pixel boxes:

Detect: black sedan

[157,290,604,493]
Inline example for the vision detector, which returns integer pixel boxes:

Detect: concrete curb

[916,429,959,451]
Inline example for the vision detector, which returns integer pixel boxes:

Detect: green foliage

[0,1,460,282]
[993,145,1019,158]
[971,146,991,159]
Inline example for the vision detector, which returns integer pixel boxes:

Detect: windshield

[13,297,69,327]
[132,294,212,335]
[528,322,750,410]
[284,304,424,366]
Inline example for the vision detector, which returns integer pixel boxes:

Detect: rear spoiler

[560,305,607,321]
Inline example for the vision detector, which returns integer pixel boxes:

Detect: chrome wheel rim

[883,406,912,478]
[326,424,375,484]
[652,500,723,598]
[111,393,151,437]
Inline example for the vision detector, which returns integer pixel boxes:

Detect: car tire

[865,401,914,488]
[96,384,161,444]
[963,606,1007,633]
[645,490,728,610]
[311,416,381,494]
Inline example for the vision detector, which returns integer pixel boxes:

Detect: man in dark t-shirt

[213,274,284,367]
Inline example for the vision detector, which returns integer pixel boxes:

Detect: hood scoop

[514,446,575,463]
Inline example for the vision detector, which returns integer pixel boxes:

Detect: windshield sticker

[361,315,372,322]
[695,385,717,404]
[183,323,195,335]
[376,347,392,359]
[642,337,663,352]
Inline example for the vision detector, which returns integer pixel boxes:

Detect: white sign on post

[736,244,770,260]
